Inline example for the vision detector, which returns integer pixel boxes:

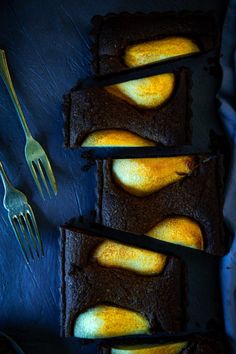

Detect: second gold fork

[0,49,57,199]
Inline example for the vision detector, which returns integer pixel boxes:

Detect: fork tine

[28,161,45,200]
[27,206,44,256]
[40,154,58,196]
[9,217,29,263]
[17,215,34,260]
[23,212,40,258]
[35,160,51,197]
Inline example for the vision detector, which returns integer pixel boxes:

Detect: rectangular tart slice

[91,12,219,76]
[101,335,225,353]
[63,69,191,147]
[60,226,184,337]
[97,154,225,256]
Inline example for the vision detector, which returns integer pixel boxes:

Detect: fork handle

[0,49,32,140]
[0,160,15,195]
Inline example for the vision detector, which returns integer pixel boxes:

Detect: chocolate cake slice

[91,12,219,76]
[97,154,225,256]
[63,68,191,147]
[60,226,184,337]
[101,335,225,353]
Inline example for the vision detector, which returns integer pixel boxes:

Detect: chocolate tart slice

[91,12,219,76]
[63,68,191,147]
[97,154,225,256]
[60,227,184,337]
[101,335,225,353]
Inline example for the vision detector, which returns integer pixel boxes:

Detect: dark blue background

[0,0,229,353]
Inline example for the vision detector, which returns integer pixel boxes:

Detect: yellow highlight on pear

[105,74,175,108]
[146,217,204,250]
[74,306,149,338]
[124,37,200,67]
[93,240,167,275]
[112,156,194,197]
[112,342,188,354]
[81,130,156,147]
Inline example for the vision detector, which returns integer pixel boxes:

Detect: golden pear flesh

[74,305,149,338]
[105,74,175,108]
[81,130,156,147]
[93,240,167,275]
[124,37,200,67]
[111,342,188,354]
[112,156,195,197]
[146,216,204,250]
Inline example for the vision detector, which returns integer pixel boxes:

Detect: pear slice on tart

[105,37,200,108]
[93,218,202,278]
[124,36,200,68]
[74,305,149,338]
[93,240,167,275]
[146,216,204,250]
[81,130,156,147]
[105,74,175,109]
[85,37,199,147]
[111,341,188,354]
[85,37,199,146]
[112,156,195,197]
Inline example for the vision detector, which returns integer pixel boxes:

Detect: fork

[0,49,57,199]
[0,160,43,263]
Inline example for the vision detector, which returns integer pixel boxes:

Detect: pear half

[146,216,204,250]
[105,73,175,108]
[74,306,149,338]
[112,156,195,197]
[82,130,156,147]
[124,37,200,67]
[93,240,167,275]
[112,342,188,354]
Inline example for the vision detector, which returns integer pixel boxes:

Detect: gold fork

[0,160,43,262]
[0,49,57,199]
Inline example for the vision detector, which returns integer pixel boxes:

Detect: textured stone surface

[0,0,228,353]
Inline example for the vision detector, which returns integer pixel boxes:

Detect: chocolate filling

[63,68,191,147]
[97,154,225,256]
[91,12,219,75]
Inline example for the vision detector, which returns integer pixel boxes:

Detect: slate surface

[0,0,229,353]
[218,0,236,353]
